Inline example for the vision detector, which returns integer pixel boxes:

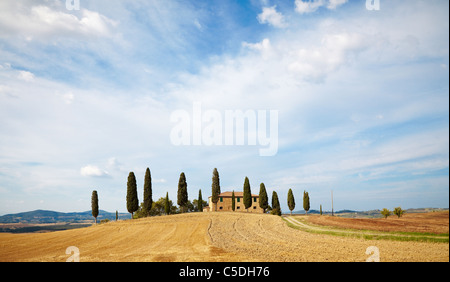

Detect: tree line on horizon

[90,167,316,223]
[90,167,409,223]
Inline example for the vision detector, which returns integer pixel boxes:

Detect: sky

[0,0,448,215]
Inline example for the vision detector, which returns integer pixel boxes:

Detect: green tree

[91,190,99,224]
[126,172,139,218]
[143,167,153,217]
[211,168,221,211]
[115,210,118,221]
[303,190,310,215]
[243,177,252,212]
[259,183,269,213]
[320,204,322,216]
[380,208,392,219]
[186,200,195,212]
[393,207,405,218]
[177,172,188,213]
[164,192,170,215]
[197,189,203,212]
[287,188,295,215]
[271,191,281,216]
[231,190,236,211]
[146,197,175,216]
[193,198,207,212]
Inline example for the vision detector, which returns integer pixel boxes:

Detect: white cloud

[62,92,74,104]
[295,0,324,14]
[17,71,35,82]
[287,32,369,82]
[294,0,347,14]
[0,1,118,40]
[80,165,109,177]
[242,38,273,60]
[327,0,348,10]
[257,6,287,28]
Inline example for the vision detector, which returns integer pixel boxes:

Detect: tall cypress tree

[243,176,252,212]
[231,190,236,212]
[143,167,153,217]
[271,191,281,216]
[303,190,310,215]
[91,190,99,224]
[211,168,220,211]
[287,188,295,215]
[177,172,188,213]
[164,192,170,215]
[198,189,203,212]
[259,183,268,213]
[126,172,139,218]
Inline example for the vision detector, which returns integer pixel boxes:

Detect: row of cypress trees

[125,168,204,218]
[102,167,313,220]
[287,189,311,215]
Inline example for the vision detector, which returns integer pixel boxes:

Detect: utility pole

[331,190,334,216]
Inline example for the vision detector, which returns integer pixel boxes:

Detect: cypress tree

[259,183,269,213]
[303,190,310,215]
[143,167,153,217]
[287,188,295,215]
[211,168,220,211]
[320,204,322,216]
[198,189,203,212]
[231,190,236,211]
[271,191,281,216]
[115,210,118,221]
[243,177,252,212]
[177,172,188,213]
[164,192,170,215]
[91,190,99,224]
[126,172,139,218]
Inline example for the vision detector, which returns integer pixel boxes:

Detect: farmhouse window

[253,197,257,202]
[220,197,223,202]
[237,197,240,202]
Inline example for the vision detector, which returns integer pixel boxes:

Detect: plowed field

[305,211,449,234]
[0,212,448,262]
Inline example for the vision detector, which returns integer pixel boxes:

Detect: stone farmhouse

[204,191,264,213]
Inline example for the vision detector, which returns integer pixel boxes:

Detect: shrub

[380,208,392,219]
[393,207,405,218]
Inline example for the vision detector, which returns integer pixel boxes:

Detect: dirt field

[0,212,448,262]
[305,211,449,234]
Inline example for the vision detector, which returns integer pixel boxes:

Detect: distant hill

[0,209,131,223]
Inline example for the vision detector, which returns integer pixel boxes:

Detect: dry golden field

[0,212,448,262]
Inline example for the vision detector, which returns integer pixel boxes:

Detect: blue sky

[0,0,448,215]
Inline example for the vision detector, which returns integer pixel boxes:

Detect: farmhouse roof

[209,191,259,198]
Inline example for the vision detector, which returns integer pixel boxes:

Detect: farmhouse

[204,191,264,213]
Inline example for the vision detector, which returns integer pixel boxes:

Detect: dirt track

[0,212,448,262]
